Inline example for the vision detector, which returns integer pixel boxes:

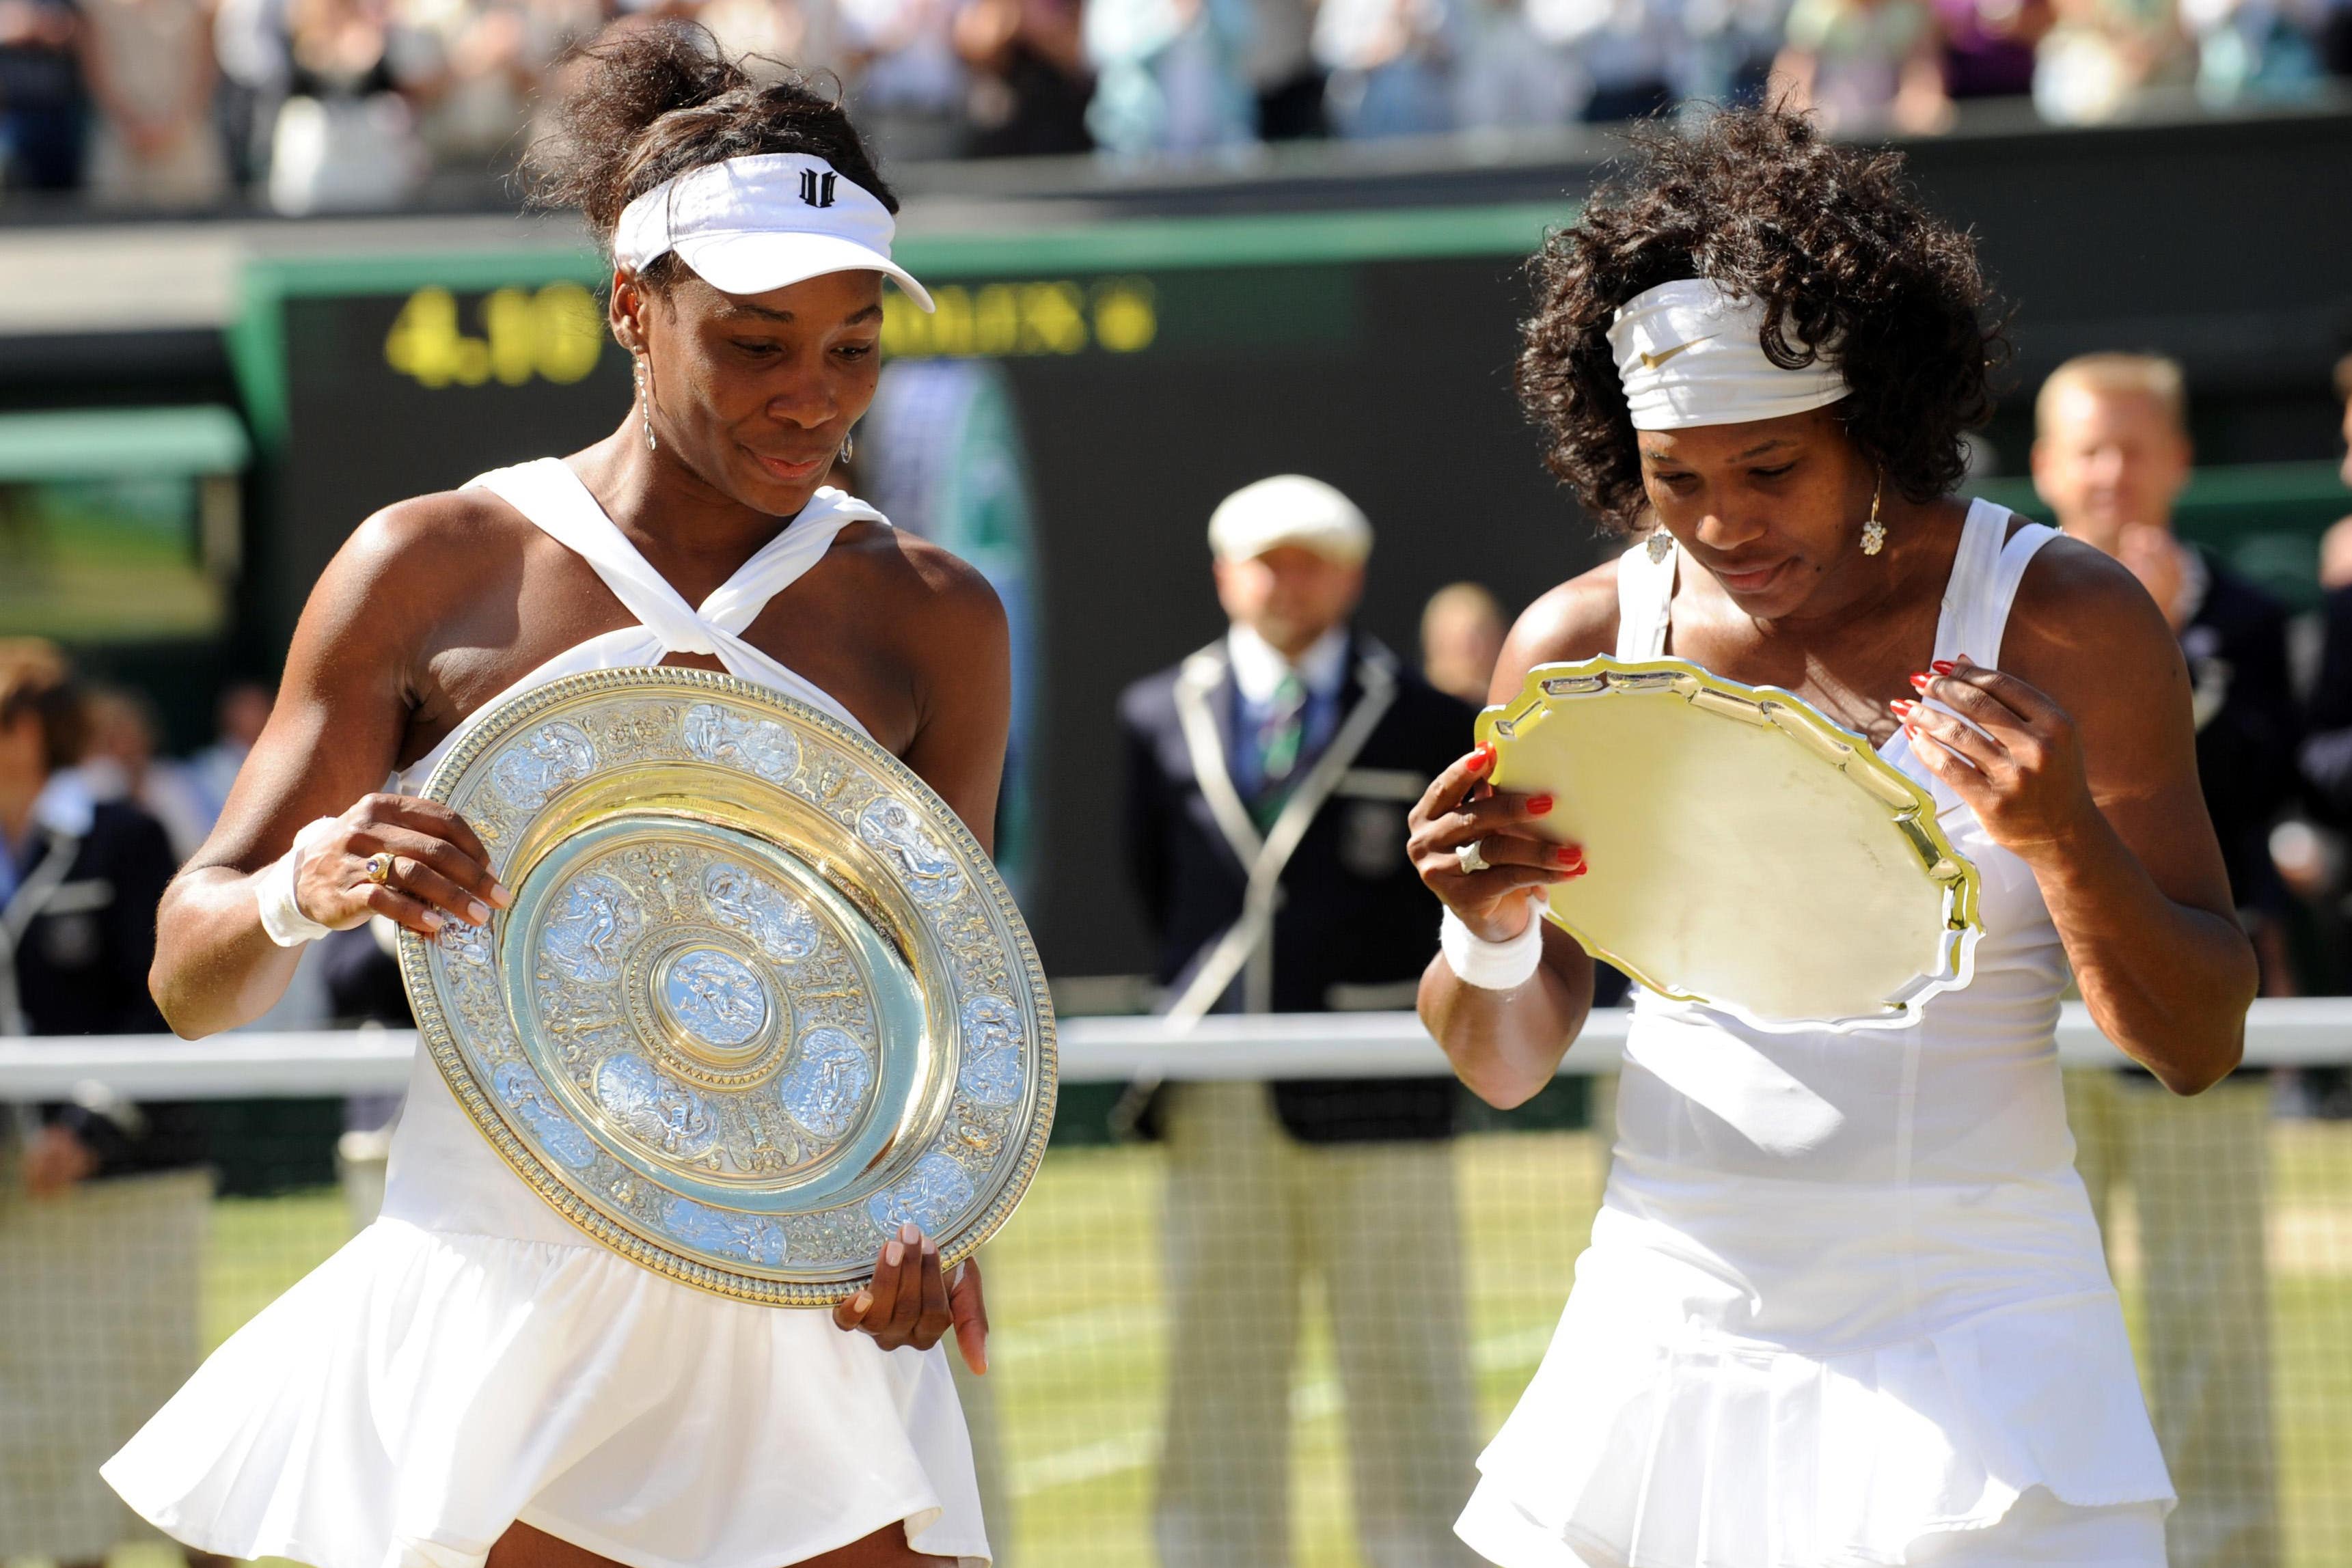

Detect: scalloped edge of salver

[1480,655,1983,1034]
[394,664,1058,1306]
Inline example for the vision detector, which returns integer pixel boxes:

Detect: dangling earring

[1860,476,1886,557]
[838,429,855,465]
[1645,528,1673,565]
[635,359,657,453]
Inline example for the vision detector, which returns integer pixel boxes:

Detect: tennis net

[1,1005,2347,1568]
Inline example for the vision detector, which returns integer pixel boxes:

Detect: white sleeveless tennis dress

[104,459,991,1568]
[1455,501,2176,1568]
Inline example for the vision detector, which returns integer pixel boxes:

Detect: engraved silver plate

[397,668,1057,1305]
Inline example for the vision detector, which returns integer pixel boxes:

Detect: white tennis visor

[612,152,935,312]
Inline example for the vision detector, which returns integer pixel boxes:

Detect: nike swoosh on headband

[1639,335,1715,370]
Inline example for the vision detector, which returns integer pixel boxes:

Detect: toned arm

[151,497,512,1037]
[1916,538,2257,1092]
[1412,566,1619,1107]
[889,536,1013,860]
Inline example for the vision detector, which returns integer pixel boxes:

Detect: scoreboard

[228,202,1619,977]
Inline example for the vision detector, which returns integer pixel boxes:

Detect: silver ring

[1455,840,1490,875]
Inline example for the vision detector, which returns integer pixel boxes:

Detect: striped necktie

[1253,671,1309,821]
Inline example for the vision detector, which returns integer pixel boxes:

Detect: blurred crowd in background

[1,0,2349,211]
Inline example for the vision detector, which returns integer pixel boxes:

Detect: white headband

[1607,279,1846,430]
[612,152,935,311]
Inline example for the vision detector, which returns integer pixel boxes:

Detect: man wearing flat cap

[1119,476,1481,1568]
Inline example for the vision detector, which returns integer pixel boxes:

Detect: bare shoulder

[336,486,537,588]
[841,521,1009,637]
[290,487,537,663]
[1492,558,1624,698]
[2000,531,2186,702]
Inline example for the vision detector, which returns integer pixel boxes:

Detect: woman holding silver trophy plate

[103,23,1041,1568]
[1412,112,2256,1567]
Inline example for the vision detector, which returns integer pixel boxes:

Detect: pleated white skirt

[102,1215,989,1568]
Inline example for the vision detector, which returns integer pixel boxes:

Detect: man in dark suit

[1120,476,1480,1568]
[2034,355,2288,1568]
[0,639,210,1568]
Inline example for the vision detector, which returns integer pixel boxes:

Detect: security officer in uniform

[1119,476,1480,1568]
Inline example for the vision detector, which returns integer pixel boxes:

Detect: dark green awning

[0,405,251,484]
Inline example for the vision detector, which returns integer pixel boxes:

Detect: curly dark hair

[524,21,894,292]
[1519,109,2005,535]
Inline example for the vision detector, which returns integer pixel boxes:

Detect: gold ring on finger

[364,852,396,885]
[1455,839,1490,875]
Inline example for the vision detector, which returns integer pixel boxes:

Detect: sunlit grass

[14,1120,2341,1568]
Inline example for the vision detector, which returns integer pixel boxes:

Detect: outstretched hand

[1408,742,1583,942]
[833,1224,990,1371]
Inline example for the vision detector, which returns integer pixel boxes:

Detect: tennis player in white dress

[1411,111,2256,1568]
[104,25,1003,1568]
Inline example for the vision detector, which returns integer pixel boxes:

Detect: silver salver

[1485,657,1984,1032]
[396,667,1056,1305]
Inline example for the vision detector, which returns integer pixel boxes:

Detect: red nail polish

[1909,672,1930,691]
[1889,699,1916,717]
[1555,845,1585,868]
[1527,794,1555,816]
[1564,862,1589,879]
[1472,743,1497,773]
[1930,660,1956,675]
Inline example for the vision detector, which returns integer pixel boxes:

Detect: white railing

[1,1000,2345,1098]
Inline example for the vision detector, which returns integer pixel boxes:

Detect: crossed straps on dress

[465,457,885,737]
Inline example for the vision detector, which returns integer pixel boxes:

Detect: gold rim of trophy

[395,665,1058,1305]
[1483,656,1983,1032]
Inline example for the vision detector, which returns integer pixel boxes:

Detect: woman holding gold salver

[105,23,1005,1568]
[1411,109,2254,1568]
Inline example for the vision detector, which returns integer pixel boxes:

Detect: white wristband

[256,817,344,948]
[1439,895,1548,991]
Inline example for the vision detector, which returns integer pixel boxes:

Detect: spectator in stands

[1120,476,1479,1568]
[1679,0,1791,105]
[2032,350,2287,1568]
[0,640,210,1568]
[1083,0,1257,156]
[1453,0,1589,129]
[2179,0,2323,102]
[1313,0,1460,137]
[2032,0,2182,122]
[405,0,604,178]
[79,0,232,206]
[1770,0,1953,131]
[840,0,972,160]
[1933,0,2051,96]
[1246,0,1324,135]
[74,685,212,862]
[2323,0,2352,70]
[1420,580,1506,706]
[0,0,86,191]
[1527,0,1683,121]
[955,0,1095,154]
[213,0,291,187]
[266,0,428,212]
[180,678,273,840]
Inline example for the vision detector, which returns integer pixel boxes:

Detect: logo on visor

[799,170,838,208]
